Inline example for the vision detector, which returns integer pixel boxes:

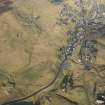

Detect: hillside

[0,0,105,105]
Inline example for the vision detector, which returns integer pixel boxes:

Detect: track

[2,58,68,105]
[56,93,79,105]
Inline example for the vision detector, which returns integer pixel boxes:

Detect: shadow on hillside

[10,101,34,105]
[0,0,13,15]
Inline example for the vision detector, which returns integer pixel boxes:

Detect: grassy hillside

[0,0,105,105]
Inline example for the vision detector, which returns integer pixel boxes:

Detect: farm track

[56,93,79,105]
[1,58,68,105]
